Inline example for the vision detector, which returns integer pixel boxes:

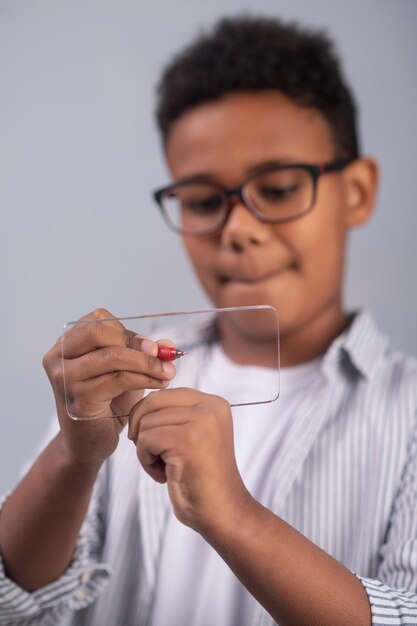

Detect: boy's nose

[220,197,272,251]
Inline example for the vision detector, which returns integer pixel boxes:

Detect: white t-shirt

[151,345,323,626]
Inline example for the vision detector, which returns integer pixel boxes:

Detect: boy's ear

[342,157,379,228]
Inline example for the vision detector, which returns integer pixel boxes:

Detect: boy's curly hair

[156,16,359,159]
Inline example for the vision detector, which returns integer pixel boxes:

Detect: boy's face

[164,92,367,342]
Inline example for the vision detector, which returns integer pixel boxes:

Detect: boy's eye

[162,185,227,231]
[258,184,299,202]
[247,167,311,217]
[182,193,224,214]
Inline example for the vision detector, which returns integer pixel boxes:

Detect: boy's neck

[278,305,351,367]
[219,303,351,369]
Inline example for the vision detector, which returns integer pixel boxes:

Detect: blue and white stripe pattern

[0,310,416,625]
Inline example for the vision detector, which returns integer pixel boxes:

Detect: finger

[45,308,124,365]
[156,338,176,348]
[128,388,204,441]
[127,389,194,441]
[62,320,124,359]
[127,334,179,354]
[132,387,204,417]
[125,330,158,356]
[66,373,171,419]
[128,405,192,442]
[62,310,156,359]
[110,388,144,419]
[63,324,162,361]
[76,371,171,404]
[63,345,176,382]
[136,424,185,483]
[77,308,125,331]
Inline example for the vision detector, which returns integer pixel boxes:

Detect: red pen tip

[157,346,189,361]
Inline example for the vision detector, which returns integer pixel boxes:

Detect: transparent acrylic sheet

[61,305,280,420]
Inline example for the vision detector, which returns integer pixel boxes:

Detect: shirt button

[80,570,92,585]
[72,588,87,602]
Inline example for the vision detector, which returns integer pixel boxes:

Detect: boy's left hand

[128,388,250,534]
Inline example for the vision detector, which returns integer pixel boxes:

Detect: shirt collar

[322,310,389,381]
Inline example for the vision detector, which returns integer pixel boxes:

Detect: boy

[0,15,416,626]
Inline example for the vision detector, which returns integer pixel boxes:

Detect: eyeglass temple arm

[320,158,354,175]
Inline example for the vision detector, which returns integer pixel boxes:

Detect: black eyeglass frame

[153,158,354,237]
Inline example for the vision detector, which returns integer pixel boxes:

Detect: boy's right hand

[42,308,176,468]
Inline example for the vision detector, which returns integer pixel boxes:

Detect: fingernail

[162,361,175,377]
[141,338,157,355]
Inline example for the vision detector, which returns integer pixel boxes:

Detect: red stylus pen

[157,346,188,361]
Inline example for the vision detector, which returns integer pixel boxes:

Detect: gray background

[1,0,416,494]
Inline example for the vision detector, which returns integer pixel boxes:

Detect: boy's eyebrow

[174,157,300,185]
[245,158,300,176]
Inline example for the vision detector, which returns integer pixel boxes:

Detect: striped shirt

[1,310,417,625]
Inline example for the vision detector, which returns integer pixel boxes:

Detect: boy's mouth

[219,264,295,286]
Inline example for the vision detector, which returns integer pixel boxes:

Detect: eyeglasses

[153,158,353,237]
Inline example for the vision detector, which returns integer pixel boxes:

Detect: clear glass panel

[245,167,314,220]
[61,305,280,420]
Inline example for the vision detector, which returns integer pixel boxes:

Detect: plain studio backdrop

[0,0,416,494]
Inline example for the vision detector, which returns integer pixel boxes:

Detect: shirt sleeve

[0,457,111,625]
[355,413,417,625]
